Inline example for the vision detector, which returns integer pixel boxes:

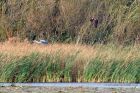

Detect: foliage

[0,0,140,44]
[0,43,140,83]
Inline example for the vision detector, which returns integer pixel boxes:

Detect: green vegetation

[84,58,140,83]
[0,44,139,83]
[0,0,140,83]
[0,0,140,44]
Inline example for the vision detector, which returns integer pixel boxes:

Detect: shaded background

[0,0,140,45]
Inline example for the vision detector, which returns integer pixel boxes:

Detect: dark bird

[27,31,36,43]
[90,17,98,28]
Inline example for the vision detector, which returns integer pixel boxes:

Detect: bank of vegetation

[0,43,139,83]
[0,0,140,45]
[0,0,140,83]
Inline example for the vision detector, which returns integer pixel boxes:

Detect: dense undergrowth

[0,0,140,83]
[0,43,139,83]
[0,0,140,45]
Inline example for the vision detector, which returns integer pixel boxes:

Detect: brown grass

[0,42,140,83]
[1,42,140,62]
[1,0,140,44]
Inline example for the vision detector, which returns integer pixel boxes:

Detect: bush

[0,0,140,44]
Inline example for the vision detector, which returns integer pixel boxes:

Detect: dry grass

[1,42,140,61]
[1,0,140,44]
[0,42,140,83]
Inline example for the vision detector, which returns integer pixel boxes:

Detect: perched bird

[90,17,98,28]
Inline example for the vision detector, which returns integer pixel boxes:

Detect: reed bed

[0,42,140,83]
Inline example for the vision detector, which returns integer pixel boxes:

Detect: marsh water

[0,83,140,93]
[0,83,140,88]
